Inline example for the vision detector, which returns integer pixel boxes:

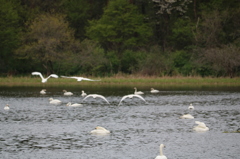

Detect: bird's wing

[61,76,78,79]
[81,77,101,81]
[98,95,110,104]
[118,95,130,106]
[133,95,146,103]
[83,94,93,101]
[49,74,58,78]
[32,72,44,80]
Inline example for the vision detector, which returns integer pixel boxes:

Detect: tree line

[1,0,240,77]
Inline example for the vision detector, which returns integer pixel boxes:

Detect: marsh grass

[0,76,240,87]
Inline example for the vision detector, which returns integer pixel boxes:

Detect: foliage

[86,0,152,52]
[0,0,240,77]
[15,13,80,74]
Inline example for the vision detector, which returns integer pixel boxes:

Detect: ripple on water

[0,88,240,159]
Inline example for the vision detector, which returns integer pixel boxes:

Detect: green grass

[0,76,240,87]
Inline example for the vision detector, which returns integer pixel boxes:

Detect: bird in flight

[83,94,110,104]
[118,94,146,106]
[32,72,58,83]
[61,76,100,82]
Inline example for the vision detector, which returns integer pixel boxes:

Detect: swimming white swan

[134,87,144,95]
[32,72,58,83]
[66,102,82,107]
[151,88,160,93]
[81,90,87,97]
[49,98,62,105]
[155,144,167,159]
[63,90,73,96]
[40,89,46,95]
[118,94,146,106]
[90,126,110,135]
[193,121,209,132]
[61,76,100,82]
[4,104,10,110]
[188,103,194,110]
[180,114,194,119]
[83,94,110,104]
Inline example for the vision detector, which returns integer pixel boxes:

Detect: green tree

[86,0,152,71]
[0,0,21,74]
[16,13,80,75]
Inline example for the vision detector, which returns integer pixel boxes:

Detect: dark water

[0,86,240,159]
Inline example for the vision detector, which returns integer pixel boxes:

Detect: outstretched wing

[32,72,44,79]
[97,95,110,104]
[49,74,59,78]
[61,76,78,79]
[81,77,101,81]
[133,94,146,103]
[83,94,93,101]
[118,95,130,106]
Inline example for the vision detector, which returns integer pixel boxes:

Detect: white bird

[63,90,73,96]
[118,94,146,106]
[155,144,167,159]
[66,102,82,107]
[49,98,62,105]
[61,76,100,82]
[4,104,10,110]
[180,114,194,119]
[81,90,87,97]
[90,126,110,135]
[188,103,194,110]
[40,89,46,95]
[193,121,209,132]
[32,72,58,83]
[151,88,160,93]
[83,94,110,104]
[134,87,144,95]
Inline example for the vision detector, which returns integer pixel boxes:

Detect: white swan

[90,126,110,135]
[4,104,10,110]
[32,72,58,83]
[63,90,73,96]
[180,114,194,119]
[118,94,146,106]
[151,88,160,93]
[61,76,100,82]
[188,103,194,110]
[66,102,82,107]
[155,144,167,159]
[49,98,62,105]
[193,121,209,132]
[83,94,110,104]
[40,89,46,95]
[81,90,87,97]
[134,87,144,95]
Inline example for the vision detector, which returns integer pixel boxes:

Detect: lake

[0,86,240,159]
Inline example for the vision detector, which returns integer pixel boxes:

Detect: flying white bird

[32,72,58,83]
[118,94,146,106]
[134,87,144,95]
[61,76,100,82]
[83,94,110,104]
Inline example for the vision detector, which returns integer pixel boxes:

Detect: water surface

[0,86,240,159]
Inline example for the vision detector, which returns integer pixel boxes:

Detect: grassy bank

[0,76,239,87]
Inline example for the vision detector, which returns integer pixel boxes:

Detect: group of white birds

[3,72,211,159]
